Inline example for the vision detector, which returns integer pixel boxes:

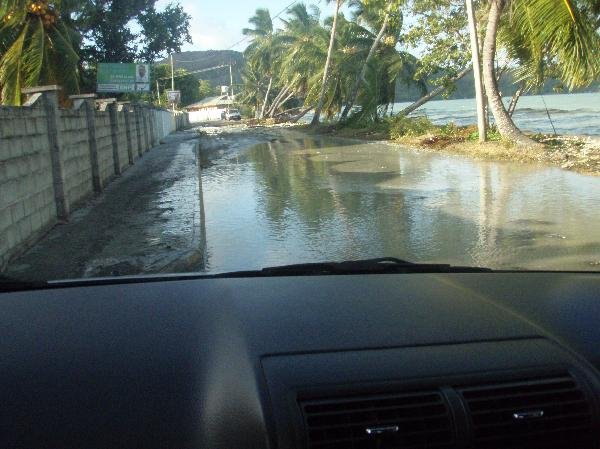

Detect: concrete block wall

[0,102,56,269]
[174,110,189,131]
[146,108,156,147]
[59,109,94,207]
[129,111,141,161]
[116,110,130,170]
[151,109,160,145]
[0,86,189,270]
[94,112,115,186]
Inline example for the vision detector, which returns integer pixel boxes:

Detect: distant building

[185,95,235,122]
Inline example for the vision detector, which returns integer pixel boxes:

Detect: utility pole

[229,63,234,99]
[466,0,487,142]
[156,80,161,106]
[170,54,175,91]
[170,53,176,112]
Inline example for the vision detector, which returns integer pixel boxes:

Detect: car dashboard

[1,272,600,449]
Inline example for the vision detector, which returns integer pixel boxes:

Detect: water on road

[202,133,600,273]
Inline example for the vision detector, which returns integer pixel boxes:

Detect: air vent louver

[300,391,455,449]
[459,374,595,449]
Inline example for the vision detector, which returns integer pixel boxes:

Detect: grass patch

[468,127,502,142]
[389,115,434,139]
[335,115,503,146]
[300,116,393,140]
[310,115,507,152]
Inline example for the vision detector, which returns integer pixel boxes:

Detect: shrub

[467,125,502,142]
[389,115,434,139]
[239,105,254,119]
[439,122,463,139]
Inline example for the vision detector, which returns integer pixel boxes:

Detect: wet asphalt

[6,129,207,281]
[5,124,280,281]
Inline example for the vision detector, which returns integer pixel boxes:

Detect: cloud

[188,20,239,50]
[157,0,246,51]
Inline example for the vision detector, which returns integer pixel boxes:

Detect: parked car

[225,109,241,121]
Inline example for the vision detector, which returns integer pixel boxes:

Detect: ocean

[393,92,600,136]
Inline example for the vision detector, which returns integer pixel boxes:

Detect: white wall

[188,108,225,123]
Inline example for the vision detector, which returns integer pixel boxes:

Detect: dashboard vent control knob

[512,410,545,420]
[365,426,400,435]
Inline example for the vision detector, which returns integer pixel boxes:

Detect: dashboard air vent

[459,374,595,449]
[300,390,455,449]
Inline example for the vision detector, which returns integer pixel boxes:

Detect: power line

[225,36,250,51]
[222,0,301,51]
[175,54,228,64]
[163,0,302,71]
[273,0,302,21]
[157,64,230,81]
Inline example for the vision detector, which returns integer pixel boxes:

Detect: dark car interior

[2,272,600,449]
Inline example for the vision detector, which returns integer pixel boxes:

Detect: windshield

[1,0,600,284]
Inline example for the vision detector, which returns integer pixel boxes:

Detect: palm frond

[0,0,29,24]
[0,21,28,105]
[509,0,600,89]
[47,20,80,94]
[243,8,273,37]
[23,17,45,86]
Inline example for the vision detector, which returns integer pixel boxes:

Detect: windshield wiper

[212,257,493,278]
[0,258,492,291]
[0,275,47,293]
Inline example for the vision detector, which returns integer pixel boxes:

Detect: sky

[156,0,337,52]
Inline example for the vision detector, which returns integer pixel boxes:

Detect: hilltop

[160,50,245,89]
[396,71,600,102]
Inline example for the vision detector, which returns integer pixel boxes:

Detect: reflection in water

[200,134,600,273]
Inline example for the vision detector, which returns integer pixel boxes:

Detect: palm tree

[323,14,372,117]
[0,0,80,105]
[240,58,265,116]
[269,3,325,118]
[482,0,600,145]
[465,0,486,142]
[243,8,276,119]
[311,0,344,125]
[339,20,410,121]
[339,0,403,121]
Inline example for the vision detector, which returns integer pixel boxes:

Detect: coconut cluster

[27,1,57,27]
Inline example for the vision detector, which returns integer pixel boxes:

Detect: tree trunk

[339,10,391,122]
[311,0,343,126]
[483,92,490,127]
[270,91,295,118]
[466,0,487,142]
[379,103,389,118]
[274,106,301,117]
[266,85,289,117]
[507,83,525,117]
[259,76,273,120]
[267,84,292,117]
[291,107,312,123]
[482,0,536,146]
[399,66,472,116]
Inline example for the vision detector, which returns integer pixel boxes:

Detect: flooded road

[202,132,600,272]
[5,127,599,281]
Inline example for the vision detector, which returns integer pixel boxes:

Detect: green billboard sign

[97,63,151,93]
